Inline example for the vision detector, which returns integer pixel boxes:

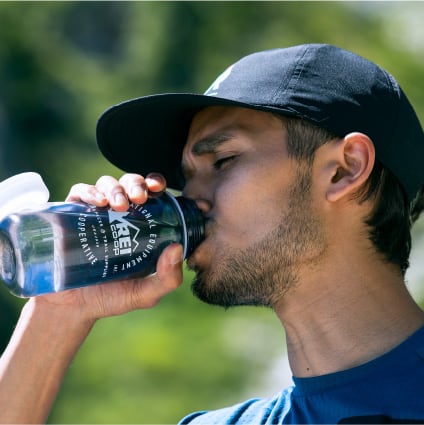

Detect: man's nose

[182,178,213,215]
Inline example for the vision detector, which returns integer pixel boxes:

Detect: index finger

[66,183,109,206]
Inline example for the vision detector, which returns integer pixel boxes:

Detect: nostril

[193,198,212,214]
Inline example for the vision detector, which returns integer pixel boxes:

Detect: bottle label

[49,198,182,291]
[75,204,159,278]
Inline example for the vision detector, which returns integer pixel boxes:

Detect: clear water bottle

[0,173,204,298]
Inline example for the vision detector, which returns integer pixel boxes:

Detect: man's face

[181,106,326,308]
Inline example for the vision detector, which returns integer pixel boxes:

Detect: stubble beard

[190,165,327,308]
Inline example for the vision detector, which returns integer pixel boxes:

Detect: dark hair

[281,116,424,276]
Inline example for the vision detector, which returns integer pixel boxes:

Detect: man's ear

[326,132,375,202]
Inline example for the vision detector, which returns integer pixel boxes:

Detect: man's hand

[47,172,185,322]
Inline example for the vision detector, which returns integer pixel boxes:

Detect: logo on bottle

[108,210,141,256]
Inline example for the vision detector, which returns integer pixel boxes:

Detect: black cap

[96,44,424,201]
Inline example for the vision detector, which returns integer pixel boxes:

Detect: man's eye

[213,156,236,170]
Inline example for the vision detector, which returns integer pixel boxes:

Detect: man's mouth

[186,216,213,265]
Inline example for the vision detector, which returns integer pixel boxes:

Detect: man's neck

[274,252,424,378]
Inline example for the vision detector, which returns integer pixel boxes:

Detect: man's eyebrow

[191,133,234,156]
[180,133,234,181]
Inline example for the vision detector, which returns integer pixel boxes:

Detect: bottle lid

[0,172,50,220]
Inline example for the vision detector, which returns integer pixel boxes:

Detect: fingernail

[131,185,146,198]
[95,192,106,202]
[146,173,166,187]
[170,245,184,265]
[146,172,165,182]
[114,192,127,204]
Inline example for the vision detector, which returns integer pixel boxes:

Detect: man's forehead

[180,107,288,176]
[186,105,284,147]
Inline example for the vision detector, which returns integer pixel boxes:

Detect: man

[1,44,424,423]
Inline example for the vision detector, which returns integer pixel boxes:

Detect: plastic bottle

[0,173,204,297]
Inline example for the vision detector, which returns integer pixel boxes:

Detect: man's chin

[190,272,222,307]
[190,272,243,309]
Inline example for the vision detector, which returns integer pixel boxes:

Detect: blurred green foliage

[0,1,424,423]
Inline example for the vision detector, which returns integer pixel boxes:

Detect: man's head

[96,44,424,305]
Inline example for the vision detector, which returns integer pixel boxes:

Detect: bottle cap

[0,172,50,220]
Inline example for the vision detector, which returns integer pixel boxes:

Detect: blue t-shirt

[180,326,424,424]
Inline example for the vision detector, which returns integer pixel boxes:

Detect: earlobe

[326,133,375,203]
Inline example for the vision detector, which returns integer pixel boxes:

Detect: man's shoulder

[179,327,424,425]
[178,389,293,425]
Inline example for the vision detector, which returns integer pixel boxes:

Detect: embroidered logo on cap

[204,65,234,96]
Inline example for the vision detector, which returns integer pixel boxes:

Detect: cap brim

[96,93,289,190]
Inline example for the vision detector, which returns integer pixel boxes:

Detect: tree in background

[0,2,423,423]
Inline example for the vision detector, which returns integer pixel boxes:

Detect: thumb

[128,243,185,310]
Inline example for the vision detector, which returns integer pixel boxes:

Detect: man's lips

[186,218,212,266]
[198,216,213,242]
